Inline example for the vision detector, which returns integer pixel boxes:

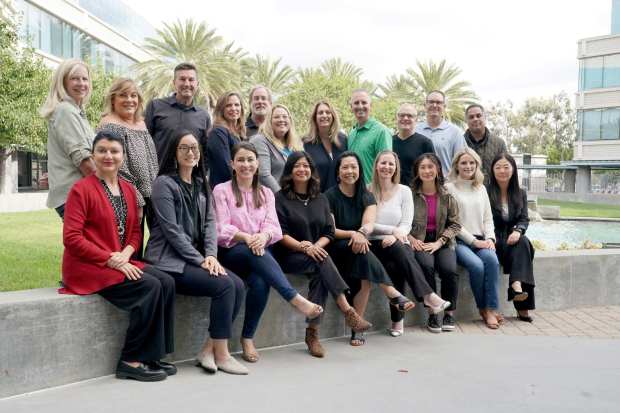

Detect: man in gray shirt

[145,62,212,159]
[415,90,466,174]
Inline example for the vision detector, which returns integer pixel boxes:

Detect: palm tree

[241,54,295,97]
[379,74,420,102]
[319,57,363,80]
[133,19,245,108]
[407,59,478,126]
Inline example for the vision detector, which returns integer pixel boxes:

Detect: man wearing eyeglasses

[392,103,434,186]
[145,62,212,160]
[463,104,507,185]
[415,90,467,174]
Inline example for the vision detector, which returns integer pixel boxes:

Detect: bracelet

[356,229,368,238]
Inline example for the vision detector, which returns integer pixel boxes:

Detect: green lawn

[538,199,620,219]
[0,209,63,292]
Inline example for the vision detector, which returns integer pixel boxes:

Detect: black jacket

[490,188,529,243]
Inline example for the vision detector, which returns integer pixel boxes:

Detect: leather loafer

[216,357,249,375]
[116,360,167,382]
[147,360,177,376]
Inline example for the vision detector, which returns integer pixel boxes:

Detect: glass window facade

[14,0,135,74]
[579,54,620,91]
[578,108,620,141]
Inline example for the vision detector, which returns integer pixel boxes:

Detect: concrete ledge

[1,249,619,398]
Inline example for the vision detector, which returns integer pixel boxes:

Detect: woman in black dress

[325,151,414,346]
[487,153,536,322]
[275,152,371,357]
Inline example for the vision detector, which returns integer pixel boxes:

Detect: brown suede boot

[305,327,325,358]
[344,308,372,332]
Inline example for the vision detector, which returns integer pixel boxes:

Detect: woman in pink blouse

[213,142,323,363]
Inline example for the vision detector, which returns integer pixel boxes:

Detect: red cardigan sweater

[60,174,144,295]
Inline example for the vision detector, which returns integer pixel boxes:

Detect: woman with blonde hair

[250,104,303,193]
[207,91,247,187]
[446,148,501,329]
[40,58,95,219]
[369,150,450,336]
[98,78,158,246]
[303,100,347,192]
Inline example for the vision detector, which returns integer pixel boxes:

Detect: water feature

[527,219,620,250]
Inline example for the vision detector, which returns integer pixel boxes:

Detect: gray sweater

[145,175,217,273]
[250,134,287,193]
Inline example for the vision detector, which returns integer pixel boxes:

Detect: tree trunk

[0,147,17,194]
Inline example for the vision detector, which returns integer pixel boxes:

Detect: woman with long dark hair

[275,151,371,357]
[409,153,461,333]
[368,150,450,337]
[145,129,248,375]
[213,142,323,363]
[326,151,414,346]
[487,153,536,322]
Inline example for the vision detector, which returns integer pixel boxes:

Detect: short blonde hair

[259,104,303,151]
[102,78,144,122]
[448,147,485,188]
[40,59,92,119]
[369,150,401,199]
[305,100,343,147]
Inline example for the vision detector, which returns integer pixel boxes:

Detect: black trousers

[370,240,434,322]
[98,265,175,362]
[415,246,459,312]
[278,252,349,325]
[167,263,245,339]
[496,235,536,311]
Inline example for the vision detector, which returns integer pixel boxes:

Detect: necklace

[294,192,310,206]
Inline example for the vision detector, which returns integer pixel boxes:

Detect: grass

[0,209,63,292]
[537,199,620,219]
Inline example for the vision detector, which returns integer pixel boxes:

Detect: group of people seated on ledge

[44,59,535,382]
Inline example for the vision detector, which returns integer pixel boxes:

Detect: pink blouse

[212,181,283,248]
[425,193,438,233]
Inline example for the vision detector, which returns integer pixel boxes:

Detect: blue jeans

[455,241,500,310]
[219,244,298,338]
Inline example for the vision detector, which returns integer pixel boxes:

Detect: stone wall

[1,249,619,398]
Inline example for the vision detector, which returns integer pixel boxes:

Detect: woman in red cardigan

[61,129,175,382]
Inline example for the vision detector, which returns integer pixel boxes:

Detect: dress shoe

[116,360,167,382]
[508,286,528,302]
[196,352,217,374]
[216,357,249,375]
[146,360,177,376]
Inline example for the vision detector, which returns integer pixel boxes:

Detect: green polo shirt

[348,117,392,184]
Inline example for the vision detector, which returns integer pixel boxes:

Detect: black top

[325,186,376,230]
[392,132,435,186]
[144,94,212,160]
[304,132,348,192]
[176,176,203,252]
[245,116,260,138]
[275,191,335,245]
[489,188,529,242]
[99,179,127,245]
[206,126,241,188]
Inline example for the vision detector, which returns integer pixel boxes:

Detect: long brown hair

[411,153,446,194]
[214,91,246,138]
[231,142,264,209]
[304,100,343,147]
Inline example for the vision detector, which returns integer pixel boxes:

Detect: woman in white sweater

[369,151,450,336]
[446,148,501,329]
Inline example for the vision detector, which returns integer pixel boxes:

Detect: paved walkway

[2,307,619,413]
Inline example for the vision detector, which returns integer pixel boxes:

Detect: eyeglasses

[426,100,444,106]
[177,145,200,154]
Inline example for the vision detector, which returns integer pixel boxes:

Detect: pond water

[527,220,620,250]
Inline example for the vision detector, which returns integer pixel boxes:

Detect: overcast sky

[128,0,611,106]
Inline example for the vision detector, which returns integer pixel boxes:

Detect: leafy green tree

[486,93,575,164]
[241,54,295,97]
[134,19,245,108]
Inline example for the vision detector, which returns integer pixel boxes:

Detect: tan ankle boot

[305,327,325,358]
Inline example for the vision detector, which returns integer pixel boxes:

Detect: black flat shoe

[517,314,534,323]
[116,360,167,382]
[507,286,528,302]
[147,360,177,376]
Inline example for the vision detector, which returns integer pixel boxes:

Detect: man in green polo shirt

[348,89,392,184]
